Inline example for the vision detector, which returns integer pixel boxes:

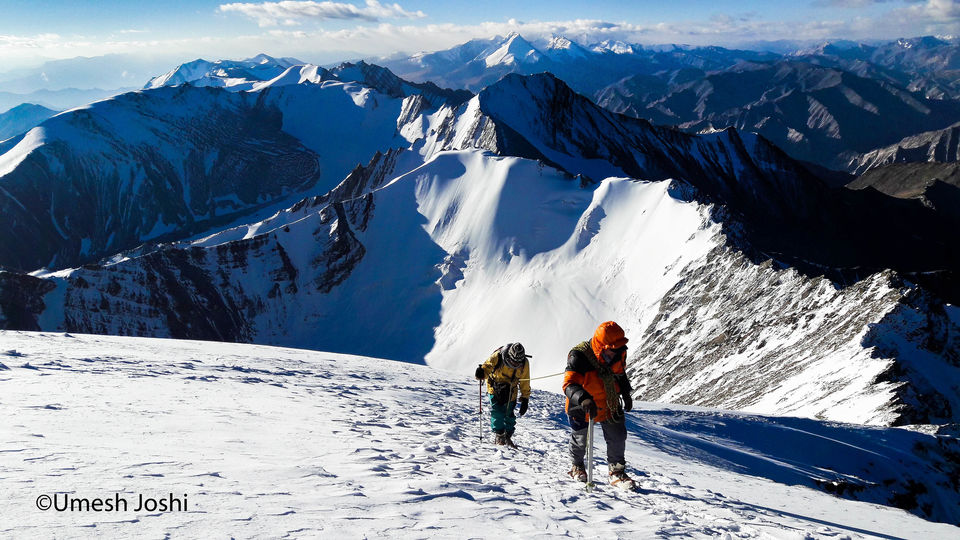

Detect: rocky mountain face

[845,122,960,173]
[0,65,958,429]
[847,162,960,200]
[628,240,960,427]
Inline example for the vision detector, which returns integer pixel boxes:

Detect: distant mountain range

[380,33,960,172]
[794,36,960,100]
[379,32,778,97]
[597,60,960,170]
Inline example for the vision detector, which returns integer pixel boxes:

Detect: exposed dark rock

[847,162,960,200]
[0,271,57,330]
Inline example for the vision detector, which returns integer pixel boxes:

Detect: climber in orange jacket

[562,321,636,489]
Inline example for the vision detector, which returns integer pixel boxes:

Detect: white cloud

[900,0,960,19]
[813,0,900,7]
[872,0,960,36]
[219,0,426,27]
[0,33,63,49]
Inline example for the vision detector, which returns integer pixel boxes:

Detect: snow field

[2,332,956,538]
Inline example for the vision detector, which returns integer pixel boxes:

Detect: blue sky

[1,0,958,69]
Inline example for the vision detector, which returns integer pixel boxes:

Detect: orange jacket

[562,322,631,423]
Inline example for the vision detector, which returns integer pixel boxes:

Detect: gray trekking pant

[569,417,627,468]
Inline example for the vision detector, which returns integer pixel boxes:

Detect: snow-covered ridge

[2,331,958,535]
[144,56,472,110]
[143,54,302,90]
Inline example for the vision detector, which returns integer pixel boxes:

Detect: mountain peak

[546,35,573,50]
[246,53,279,65]
[544,35,590,59]
[590,39,638,55]
[2,102,57,115]
[480,71,565,99]
[485,33,542,67]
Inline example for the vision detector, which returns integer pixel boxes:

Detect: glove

[580,398,598,418]
[622,393,633,413]
[474,366,485,380]
[517,397,529,417]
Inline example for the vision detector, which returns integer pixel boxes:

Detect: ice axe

[478,380,483,444]
[585,417,596,492]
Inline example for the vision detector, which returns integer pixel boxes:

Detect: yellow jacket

[479,348,531,403]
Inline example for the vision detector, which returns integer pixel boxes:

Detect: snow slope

[2,331,958,537]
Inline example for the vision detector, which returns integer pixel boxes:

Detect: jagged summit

[590,39,639,55]
[245,52,300,65]
[543,35,591,60]
[142,56,471,108]
[484,32,542,67]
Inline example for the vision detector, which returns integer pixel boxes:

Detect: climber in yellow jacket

[475,342,532,448]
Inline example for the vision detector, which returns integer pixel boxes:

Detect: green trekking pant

[489,395,517,435]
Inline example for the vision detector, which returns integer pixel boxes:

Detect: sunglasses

[601,346,627,364]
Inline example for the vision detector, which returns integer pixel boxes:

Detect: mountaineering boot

[504,434,518,449]
[568,465,587,483]
[494,432,507,446]
[608,463,636,490]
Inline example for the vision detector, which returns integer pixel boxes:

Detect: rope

[518,371,565,382]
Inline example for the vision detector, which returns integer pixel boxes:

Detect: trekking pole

[586,416,595,492]
[479,380,483,444]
